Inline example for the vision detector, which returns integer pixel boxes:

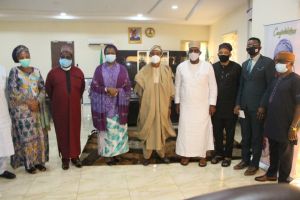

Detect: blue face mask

[105,54,116,63]
[19,59,31,68]
[59,58,72,68]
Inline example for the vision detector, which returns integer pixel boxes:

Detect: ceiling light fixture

[172,5,178,10]
[127,14,149,21]
[53,12,78,20]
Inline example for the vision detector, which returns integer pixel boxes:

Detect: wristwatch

[290,126,298,132]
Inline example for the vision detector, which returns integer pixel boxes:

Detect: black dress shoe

[143,159,150,166]
[106,160,117,166]
[113,156,121,163]
[62,162,70,170]
[159,157,170,164]
[35,164,47,172]
[71,158,82,168]
[26,167,37,174]
[0,171,16,179]
[221,158,231,167]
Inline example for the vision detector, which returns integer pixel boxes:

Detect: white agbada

[0,65,14,157]
[175,60,217,157]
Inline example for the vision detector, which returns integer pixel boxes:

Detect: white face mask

[150,55,161,64]
[189,52,200,61]
[275,63,288,73]
[105,54,116,63]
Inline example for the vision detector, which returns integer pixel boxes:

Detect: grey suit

[236,55,275,167]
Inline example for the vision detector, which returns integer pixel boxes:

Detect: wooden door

[51,41,75,68]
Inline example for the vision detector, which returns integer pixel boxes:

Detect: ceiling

[0,0,248,25]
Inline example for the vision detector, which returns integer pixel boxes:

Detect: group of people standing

[0,38,299,185]
[0,45,85,178]
[90,39,299,184]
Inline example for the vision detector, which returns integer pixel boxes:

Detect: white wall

[0,21,209,78]
[252,0,300,52]
[208,3,249,64]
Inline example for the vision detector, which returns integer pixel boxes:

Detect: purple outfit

[90,62,131,131]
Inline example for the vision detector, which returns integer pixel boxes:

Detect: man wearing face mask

[211,43,241,167]
[175,41,217,167]
[45,46,85,170]
[135,45,176,166]
[255,52,300,183]
[234,37,276,176]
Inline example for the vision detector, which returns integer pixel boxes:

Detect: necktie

[246,59,252,74]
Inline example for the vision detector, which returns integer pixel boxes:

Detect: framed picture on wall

[128,27,142,44]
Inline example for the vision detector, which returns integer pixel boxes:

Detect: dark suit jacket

[236,55,275,111]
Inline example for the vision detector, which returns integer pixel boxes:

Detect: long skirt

[98,115,129,157]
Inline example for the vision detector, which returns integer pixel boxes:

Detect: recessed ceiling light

[127,14,149,21]
[172,5,178,10]
[53,13,78,20]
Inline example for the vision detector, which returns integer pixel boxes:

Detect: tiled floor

[0,105,298,200]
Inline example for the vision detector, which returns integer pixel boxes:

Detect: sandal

[180,157,190,166]
[199,158,207,167]
[35,164,47,172]
[221,158,231,167]
[211,156,223,164]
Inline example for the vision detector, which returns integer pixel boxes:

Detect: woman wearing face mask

[45,46,85,170]
[90,44,131,165]
[7,45,50,174]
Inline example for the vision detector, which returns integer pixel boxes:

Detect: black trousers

[240,108,264,167]
[212,116,237,158]
[267,138,294,183]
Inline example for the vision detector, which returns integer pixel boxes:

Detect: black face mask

[246,47,258,56]
[218,55,230,62]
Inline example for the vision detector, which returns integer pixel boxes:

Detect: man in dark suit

[233,37,275,176]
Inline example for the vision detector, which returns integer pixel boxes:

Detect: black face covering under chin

[246,47,258,56]
[218,55,230,62]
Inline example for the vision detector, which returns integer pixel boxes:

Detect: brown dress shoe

[244,166,258,176]
[255,174,277,182]
[233,161,248,170]
[180,157,190,166]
